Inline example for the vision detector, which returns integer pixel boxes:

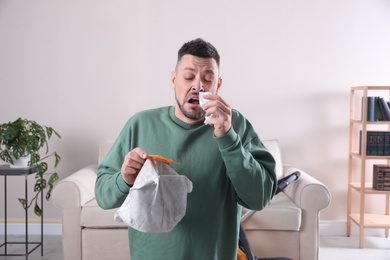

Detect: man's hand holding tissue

[201,93,232,137]
[121,147,148,185]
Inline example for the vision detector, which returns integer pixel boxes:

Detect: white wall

[0,0,389,222]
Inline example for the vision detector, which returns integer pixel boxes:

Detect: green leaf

[34,203,42,217]
[12,144,25,159]
[34,178,47,192]
[30,153,40,165]
[34,122,46,139]
[45,126,53,139]
[18,198,27,209]
[36,162,48,175]
[0,150,13,164]
[4,126,17,140]
[26,135,40,152]
[46,184,53,200]
[0,151,5,161]
[54,152,61,168]
[48,172,59,185]
[53,129,61,139]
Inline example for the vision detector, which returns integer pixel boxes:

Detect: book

[368,131,378,155]
[360,131,390,156]
[385,132,390,155]
[362,96,390,121]
[363,97,378,121]
[373,164,390,191]
[377,97,390,121]
[377,132,385,155]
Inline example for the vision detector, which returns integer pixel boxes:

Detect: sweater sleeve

[215,119,277,211]
[95,133,132,210]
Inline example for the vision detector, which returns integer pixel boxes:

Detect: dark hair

[176,38,220,69]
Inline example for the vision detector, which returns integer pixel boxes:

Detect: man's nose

[191,80,205,92]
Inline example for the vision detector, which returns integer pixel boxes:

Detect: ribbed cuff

[215,127,239,150]
[116,171,133,194]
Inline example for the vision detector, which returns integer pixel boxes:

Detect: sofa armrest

[282,167,330,212]
[282,166,330,260]
[51,164,98,260]
[52,164,98,209]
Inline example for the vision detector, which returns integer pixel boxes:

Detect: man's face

[171,54,222,124]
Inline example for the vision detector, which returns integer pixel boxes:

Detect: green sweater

[95,106,277,260]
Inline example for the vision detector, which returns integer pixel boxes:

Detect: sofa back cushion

[99,139,283,179]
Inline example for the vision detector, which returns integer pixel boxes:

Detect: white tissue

[199,92,214,125]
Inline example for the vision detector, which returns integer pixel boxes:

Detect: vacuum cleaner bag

[114,159,193,233]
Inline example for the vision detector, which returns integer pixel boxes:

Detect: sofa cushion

[81,198,127,228]
[82,195,300,231]
[82,228,130,260]
[262,139,283,179]
[242,192,301,231]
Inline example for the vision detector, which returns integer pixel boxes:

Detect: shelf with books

[348,86,390,248]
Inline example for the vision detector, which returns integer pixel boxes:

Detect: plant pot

[10,155,31,168]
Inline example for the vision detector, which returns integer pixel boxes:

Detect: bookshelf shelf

[348,86,390,248]
[351,119,390,125]
[350,151,390,160]
[350,214,390,229]
[350,182,390,195]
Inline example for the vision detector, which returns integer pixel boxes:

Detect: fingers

[202,94,232,137]
[202,94,231,116]
[121,147,148,185]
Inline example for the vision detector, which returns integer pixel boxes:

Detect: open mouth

[188,97,199,105]
[187,94,200,106]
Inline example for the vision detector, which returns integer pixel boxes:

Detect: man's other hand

[121,147,147,185]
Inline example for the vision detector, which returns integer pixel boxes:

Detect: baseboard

[0,223,62,235]
[320,220,387,237]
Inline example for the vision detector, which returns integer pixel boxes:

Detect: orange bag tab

[237,247,247,260]
[147,155,180,165]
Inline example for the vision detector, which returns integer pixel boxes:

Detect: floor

[320,235,390,260]
[0,235,61,260]
[0,235,389,260]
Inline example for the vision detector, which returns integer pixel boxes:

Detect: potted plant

[0,118,61,216]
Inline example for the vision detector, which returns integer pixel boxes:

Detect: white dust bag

[114,159,193,233]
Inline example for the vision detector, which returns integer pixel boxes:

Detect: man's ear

[216,77,222,94]
[171,71,176,90]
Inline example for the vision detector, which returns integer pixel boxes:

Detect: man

[95,38,277,260]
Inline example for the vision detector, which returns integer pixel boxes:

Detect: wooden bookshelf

[347,86,390,248]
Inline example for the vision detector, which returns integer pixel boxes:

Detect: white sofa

[51,139,330,260]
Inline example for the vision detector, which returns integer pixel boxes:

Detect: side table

[0,164,43,259]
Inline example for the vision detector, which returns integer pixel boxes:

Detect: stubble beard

[175,92,205,121]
